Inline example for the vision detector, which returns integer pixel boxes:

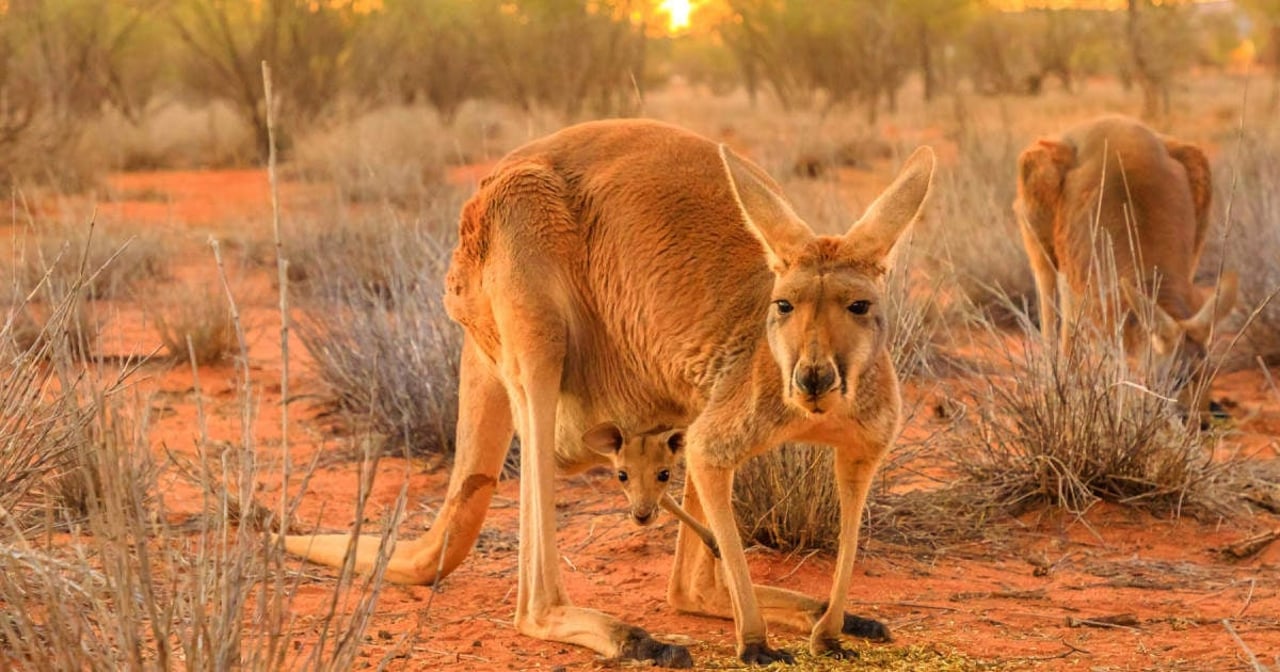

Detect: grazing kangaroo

[583,422,719,557]
[283,119,934,666]
[1015,115,1237,419]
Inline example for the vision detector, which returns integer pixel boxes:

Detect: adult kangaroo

[284,120,935,666]
[1015,115,1236,420]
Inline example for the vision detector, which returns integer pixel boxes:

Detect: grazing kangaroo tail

[282,337,515,585]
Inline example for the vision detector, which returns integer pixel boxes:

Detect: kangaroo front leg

[687,457,794,665]
[660,492,719,558]
[810,453,884,658]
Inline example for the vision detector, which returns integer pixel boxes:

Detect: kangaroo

[1015,115,1237,421]
[582,422,719,558]
[282,119,934,666]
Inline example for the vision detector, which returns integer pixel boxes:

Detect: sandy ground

[46,154,1280,671]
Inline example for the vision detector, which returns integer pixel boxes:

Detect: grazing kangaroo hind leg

[280,337,513,584]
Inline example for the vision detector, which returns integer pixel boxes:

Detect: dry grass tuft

[733,443,839,552]
[936,298,1257,521]
[150,280,237,365]
[294,200,464,459]
[1211,126,1280,362]
[918,120,1035,320]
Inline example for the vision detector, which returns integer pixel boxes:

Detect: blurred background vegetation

[1,0,1277,190]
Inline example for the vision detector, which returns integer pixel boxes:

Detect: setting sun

[660,0,692,32]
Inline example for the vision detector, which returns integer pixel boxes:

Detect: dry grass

[293,195,464,459]
[9,223,169,302]
[936,287,1260,521]
[291,105,455,206]
[1211,125,1280,362]
[918,116,1035,320]
[0,252,402,672]
[149,280,237,365]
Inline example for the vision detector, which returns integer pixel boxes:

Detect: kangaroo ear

[1162,136,1212,259]
[843,146,936,263]
[1183,271,1238,343]
[665,431,685,455]
[1121,279,1183,355]
[1014,139,1073,237]
[583,422,624,456]
[719,144,815,274]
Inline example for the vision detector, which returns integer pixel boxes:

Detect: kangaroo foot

[619,628,692,668]
[843,613,892,642]
[739,641,795,665]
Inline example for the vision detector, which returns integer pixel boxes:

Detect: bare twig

[1222,619,1269,672]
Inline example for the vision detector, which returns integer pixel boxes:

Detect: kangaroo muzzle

[793,361,838,398]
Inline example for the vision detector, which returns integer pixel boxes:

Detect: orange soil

[71,160,1280,671]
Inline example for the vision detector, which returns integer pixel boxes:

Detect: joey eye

[617,471,628,483]
[658,470,670,483]
[774,300,794,314]
[847,300,871,315]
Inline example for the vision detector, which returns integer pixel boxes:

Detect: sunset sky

[660,0,693,31]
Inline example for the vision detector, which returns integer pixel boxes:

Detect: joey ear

[1122,279,1182,354]
[665,431,685,455]
[843,146,936,262]
[582,422,624,456]
[719,144,815,273]
[1183,271,1238,342]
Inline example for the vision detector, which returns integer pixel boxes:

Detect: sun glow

[660,0,692,32]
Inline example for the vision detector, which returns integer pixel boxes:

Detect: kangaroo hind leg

[492,175,691,668]
[280,335,512,585]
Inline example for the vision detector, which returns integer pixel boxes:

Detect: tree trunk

[920,21,935,102]
[1127,0,1162,119]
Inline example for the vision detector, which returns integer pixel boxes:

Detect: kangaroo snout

[632,507,658,526]
[793,361,838,398]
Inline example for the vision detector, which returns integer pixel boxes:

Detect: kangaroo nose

[633,509,656,526]
[794,363,837,397]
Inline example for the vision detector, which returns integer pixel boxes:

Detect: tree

[1127,0,1195,118]
[0,0,164,187]
[346,0,487,123]
[472,0,652,119]
[1238,0,1280,108]
[167,0,358,158]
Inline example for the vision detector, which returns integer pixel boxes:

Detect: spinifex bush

[942,295,1241,518]
[150,280,237,365]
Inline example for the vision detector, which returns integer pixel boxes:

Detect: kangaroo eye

[774,300,794,314]
[847,300,871,315]
[617,471,628,483]
[658,470,670,482]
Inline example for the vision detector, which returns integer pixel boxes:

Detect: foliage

[166,0,360,157]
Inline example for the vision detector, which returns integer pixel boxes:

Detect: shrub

[150,280,237,365]
[1212,127,1280,362]
[939,292,1252,519]
[291,105,452,206]
[918,122,1036,320]
[294,198,463,459]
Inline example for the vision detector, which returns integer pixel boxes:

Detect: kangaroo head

[582,422,684,526]
[719,145,935,414]
[1123,273,1238,420]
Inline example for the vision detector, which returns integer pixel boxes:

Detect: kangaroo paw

[619,629,693,668]
[843,613,892,642]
